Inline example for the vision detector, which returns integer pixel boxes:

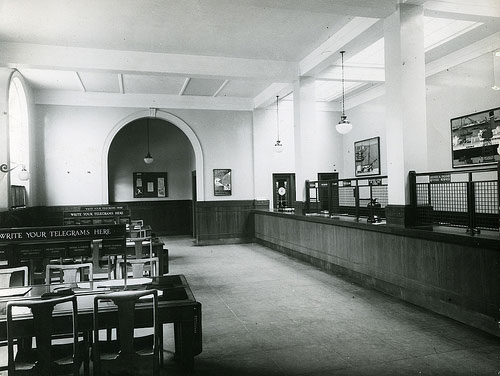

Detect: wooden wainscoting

[116,200,192,236]
[195,200,269,245]
[253,211,500,338]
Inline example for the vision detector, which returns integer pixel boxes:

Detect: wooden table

[0,274,202,370]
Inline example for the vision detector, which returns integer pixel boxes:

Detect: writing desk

[0,274,202,370]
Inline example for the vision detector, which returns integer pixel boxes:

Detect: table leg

[159,323,164,366]
[173,304,201,371]
[178,321,195,371]
[83,332,90,376]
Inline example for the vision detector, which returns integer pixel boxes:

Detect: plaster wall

[33,105,254,205]
[426,53,500,171]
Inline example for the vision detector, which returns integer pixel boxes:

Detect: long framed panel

[451,108,500,168]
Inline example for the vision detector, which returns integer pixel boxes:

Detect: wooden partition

[116,200,192,236]
[253,210,500,337]
[0,224,126,283]
[0,205,130,228]
[195,200,269,245]
[63,205,130,225]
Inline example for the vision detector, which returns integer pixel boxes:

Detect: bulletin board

[133,172,168,198]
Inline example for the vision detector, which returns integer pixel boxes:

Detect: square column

[293,76,316,211]
[384,4,428,225]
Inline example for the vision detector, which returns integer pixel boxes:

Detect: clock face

[278,187,286,196]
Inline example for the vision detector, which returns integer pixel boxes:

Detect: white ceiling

[0,0,499,111]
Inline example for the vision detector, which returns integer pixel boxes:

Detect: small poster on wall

[355,137,380,176]
[214,169,232,196]
[133,172,168,198]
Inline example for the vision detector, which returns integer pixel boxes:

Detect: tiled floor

[160,236,500,375]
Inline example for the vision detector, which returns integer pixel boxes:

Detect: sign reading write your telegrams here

[0,224,126,242]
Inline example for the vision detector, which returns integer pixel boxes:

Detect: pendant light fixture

[143,116,154,164]
[336,50,353,135]
[274,95,283,153]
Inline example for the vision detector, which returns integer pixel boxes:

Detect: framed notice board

[133,172,168,198]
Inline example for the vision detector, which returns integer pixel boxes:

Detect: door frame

[272,173,296,210]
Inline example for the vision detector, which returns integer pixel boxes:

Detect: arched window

[8,75,29,207]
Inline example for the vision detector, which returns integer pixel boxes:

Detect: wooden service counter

[252,210,500,338]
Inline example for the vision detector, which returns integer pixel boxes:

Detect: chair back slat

[6,295,79,375]
[118,257,159,279]
[46,263,93,284]
[93,289,159,374]
[0,266,29,288]
[116,299,137,354]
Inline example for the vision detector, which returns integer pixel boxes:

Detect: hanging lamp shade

[143,153,154,164]
[274,140,284,153]
[336,115,352,134]
[18,165,30,181]
[336,50,353,135]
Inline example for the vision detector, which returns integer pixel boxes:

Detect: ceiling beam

[426,31,500,77]
[254,19,383,109]
[316,65,385,82]
[345,84,385,110]
[33,90,254,111]
[253,83,294,109]
[299,17,380,77]
[422,1,500,21]
[213,0,397,18]
[345,31,500,109]
[0,42,298,82]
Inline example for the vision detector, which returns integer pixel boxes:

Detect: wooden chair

[0,266,29,371]
[93,290,160,376]
[116,257,159,279]
[45,263,93,284]
[0,266,29,288]
[6,295,88,375]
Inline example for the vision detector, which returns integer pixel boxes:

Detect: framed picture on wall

[213,169,231,196]
[355,137,380,176]
[451,107,500,168]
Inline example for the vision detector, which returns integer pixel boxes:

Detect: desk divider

[0,224,127,284]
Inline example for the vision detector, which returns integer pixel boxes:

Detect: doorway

[192,170,197,238]
[318,172,339,212]
[272,173,295,211]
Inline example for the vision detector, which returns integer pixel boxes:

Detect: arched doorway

[102,110,204,202]
[103,110,203,236]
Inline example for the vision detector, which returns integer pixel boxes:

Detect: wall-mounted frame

[213,169,231,196]
[355,137,380,176]
[133,172,168,198]
[451,107,500,168]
